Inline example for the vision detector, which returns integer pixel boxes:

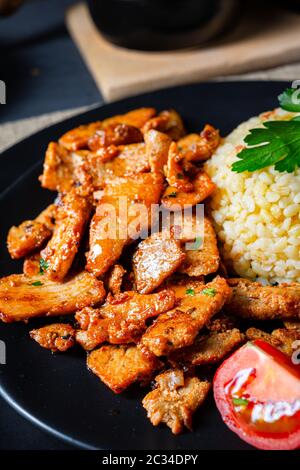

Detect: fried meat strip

[162,171,215,210]
[206,312,238,333]
[88,123,143,150]
[7,204,56,259]
[41,191,92,282]
[142,110,185,141]
[0,271,105,323]
[226,278,300,320]
[144,129,171,175]
[30,323,75,352]
[102,107,156,129]
[75,289,175,349]
[133,230,185,294]
[179,216,220,277]
[141,277,232,356]
[87,344,161,393]
[107,264,126,296]
[246,327,300,356]
[142,369,210,434]
[59,122,102,151]
[86,173,163,277]
[40,142,93,193]
[170,329,244,367]
[177,124,220,163]
[165,142,193,192]
[284,320,300,330]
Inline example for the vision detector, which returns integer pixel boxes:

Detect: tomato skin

[213,341,300,450]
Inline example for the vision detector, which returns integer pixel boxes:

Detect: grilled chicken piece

[101,107,156,130]
[40,142,92,193]
[7,204,56,260]
[75,290,175,349]
[88,123,143,150]
[41,140,151,194]
[86,173,163,277]
[284,320,300,330]
[144,129,171,175]
[170,329,244,367]
[226,278,300,320]
[30,323,75,352]
[87,344,161,393]
[177,124,220,163]
[142,109,185,141]
[23,253,42,276]
[246,327,300,356]
[59,121,102,151]
[162,171,215,210]
[179,216,220,277]
[206,312,238,333]
[107,264,126,296]
[142,369,210,434]
[165,142,193,193]
[41,191,91,282]
[0,271,105,323]
[133,230,185,294]
[141,277,232,356]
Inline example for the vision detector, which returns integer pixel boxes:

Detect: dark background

[0,0,101,449]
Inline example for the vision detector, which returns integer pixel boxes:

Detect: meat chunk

[165,142,193,192]
[59,121,102,151]
[107,264,126,296]
[87,344,161,393]
[284,320,300,330]
[7,204,56,260]
[75,290,175,349]
[170,329,244,367]
[179,216,220,277]
[162,171,215,210]
[141,277,232,356]
[144,129,171,175]
[177,124,220,163]
[75,308,109,351]
[142,369,210,434]
[41,190,91,282]
[246,327,300,356]
[206,312,238,333]
[86,173,163,277]
[142,110,185,141]
[226,278,300,320]
[0,271,105,323]
[30,323,75,352]
[88,123,143,150]
[133,230,185,294]
[102,107,156,129]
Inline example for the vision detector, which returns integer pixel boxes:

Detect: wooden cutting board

[66,2,300,102]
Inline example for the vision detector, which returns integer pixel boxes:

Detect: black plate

[0,81,289,450]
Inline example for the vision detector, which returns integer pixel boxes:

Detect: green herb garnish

[202,288,216,297]
[168,192,177,198]
[232,87,300,174]
[186,288,195,296]
[279,88,300,112]
[39,258,49,275]
[31,281,43,286]
[232,397,249,407]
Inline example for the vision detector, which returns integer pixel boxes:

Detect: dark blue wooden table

[0,0,103,450]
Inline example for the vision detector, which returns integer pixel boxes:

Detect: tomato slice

[213,340,300,450]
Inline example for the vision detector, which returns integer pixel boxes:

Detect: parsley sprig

[232,87,300,174]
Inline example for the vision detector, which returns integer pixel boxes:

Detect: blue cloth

[0,0,102,123]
